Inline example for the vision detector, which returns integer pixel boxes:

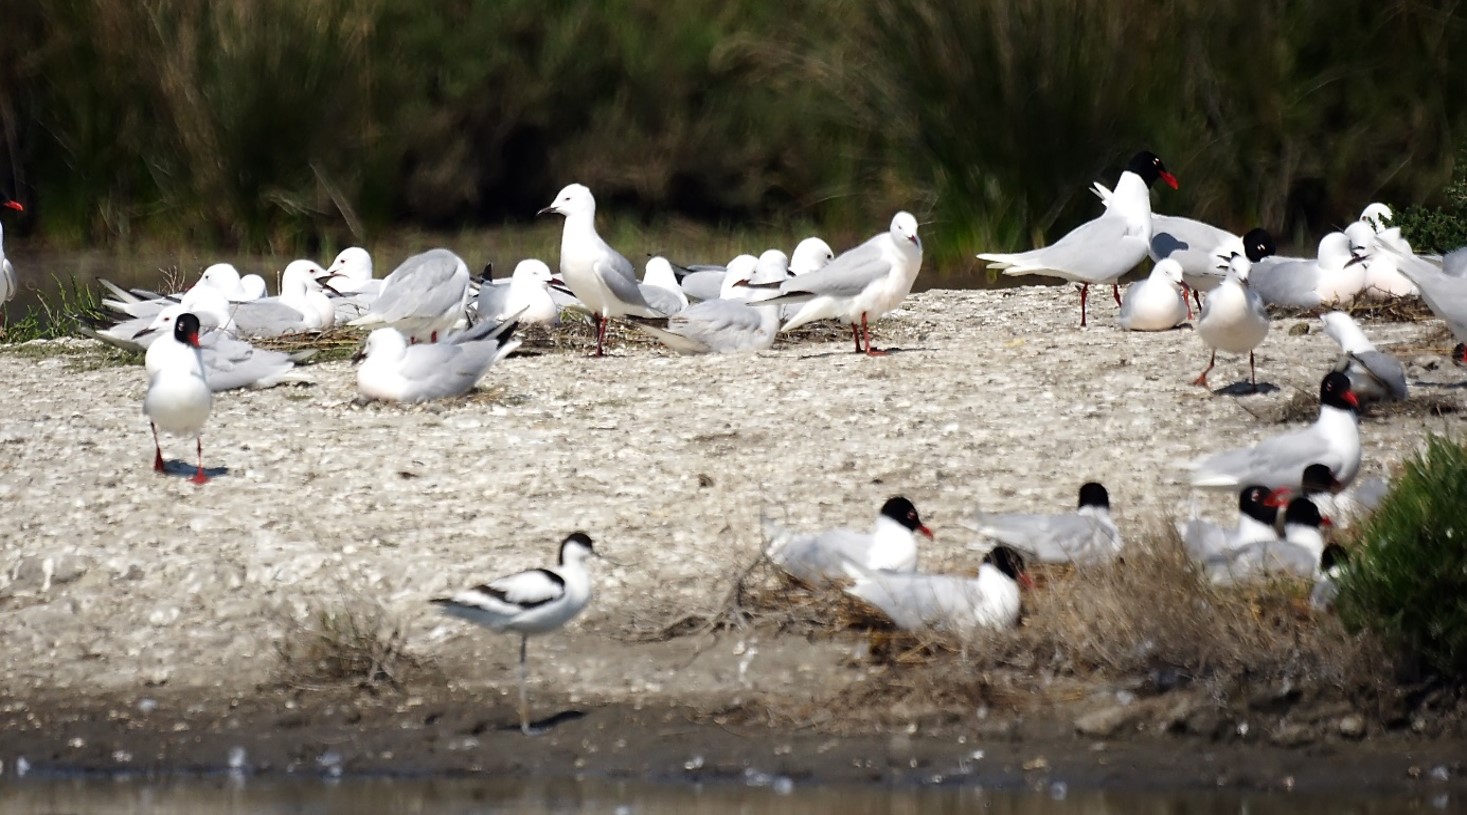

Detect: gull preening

[757,211,924,356]
[142,311,214,484]
[979,151,1178,328]
[1188,372,1361,492]
[763,496,930,585]
[965,482,1122,565]
[433,532,599,735]
[842,545,1030,633]
[538,183,665,356]
[348,248,471,343]
[1193,228,1276,390]
[1319,311,1407,403]
[355,319,521,404]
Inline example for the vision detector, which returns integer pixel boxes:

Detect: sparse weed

[274,602,423,691]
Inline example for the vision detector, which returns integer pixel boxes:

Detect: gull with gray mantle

[134,304,313,392]
[1319,311,1407,403]
[355,318,521,404]
[1117,257,1189,331]
[433,532,600,735]
[842,545,1031,633]
[763,496,930,585]
[752,212,924,356]
[980,151,1178,328]
[964,482,1121,565]
[1192,228,1276,390]
[538,183,667,356]
[348,248,471,344]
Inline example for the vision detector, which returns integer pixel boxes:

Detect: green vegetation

[1338,436,1467,678]
[1395,147,1467,253]
[0,276,108,343]
[1,1,1464,262]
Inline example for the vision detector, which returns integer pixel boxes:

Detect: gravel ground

[1,286,1463,749]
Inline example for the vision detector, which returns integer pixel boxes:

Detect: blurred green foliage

[1337,436,1467,678]
[1394,147,1467,253]
[0,0,1463,262]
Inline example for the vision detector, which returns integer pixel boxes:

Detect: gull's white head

[890,212,921,249]
[1359,203,1393,232]
[326,247,373,281]
[1343,221,1376,258]
[790,237,834,275]
[1318,231,1362,271]
[1153,257,1185,286]
[281,259,329,290]
[1319,310,1372,353]
[538,183,595,218]
[511,259,555,284]
[719,254,760,299]
[642,256,678,289]
[360,327,409,362]
[196,263,243,294]
[752,249,790,285]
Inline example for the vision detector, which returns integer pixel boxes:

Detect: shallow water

[1,776,1458,815]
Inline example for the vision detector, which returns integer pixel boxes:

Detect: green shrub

[1394,146,1467,254]
[1337,436,1467,677]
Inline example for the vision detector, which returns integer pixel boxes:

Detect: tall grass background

[0,0,1463,263]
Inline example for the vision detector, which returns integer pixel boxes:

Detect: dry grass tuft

[274,602,424,691]
[253,327,364,362]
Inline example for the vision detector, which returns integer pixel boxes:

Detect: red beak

[186,330,201,349]
[2,200,22,212]
[1321,517,1334,528]
[1343,391,1359,408]
[1018,573,1035,590]
[1159,171,1179,191]
[917,524,934,539]
[1263,488,1291,507]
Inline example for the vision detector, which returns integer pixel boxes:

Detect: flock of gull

[3,150,1465,733]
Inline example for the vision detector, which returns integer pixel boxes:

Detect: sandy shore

[2,286,1465,787]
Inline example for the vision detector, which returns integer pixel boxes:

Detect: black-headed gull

[1117,258,1188,331]
[135,305,311,391]
[1249,230,1367,308]
[1089,183,1237,314]
[842,545,1030,633]
[1177,485,1281,577]
[433,532,599,735]
[1188,372,1361,492]
[1309,543,1350,611]
[348,248,470,343]
[1193,228,1276,390]
[355,318,520,404]
[142,312,213,484]
[757,212,924,356]
[0,199,23,328]
[1319,311,1407,403]
[965,482,1121,564]
[979,151,1178,327]
[1207,497,1329,584]
[1266,463,1388,531]
[477,259,562,326]
[763,496,930,585]
[538,183,666,356]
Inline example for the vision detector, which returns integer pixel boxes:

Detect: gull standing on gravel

[135,305,312,391]
[763,496,930,585]
[348,248,470,343]
[1117,258,1189,331]
[755,212,924,356]
[433,532,600,735]
[965,482,1121,564]
[142,312,213,484]
[1319,311,1407,403]
[842,546,1031,633]
[1188,372,1361,492]
[355,319,520,403]
[477,259,562,326]
[1193,228,1277,390]
[979,151,1178,328]
[1177,485,1281,578]
[0,199,25,328]
[1090,183,1239,314]
[538,183,665,356]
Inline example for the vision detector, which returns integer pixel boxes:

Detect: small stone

[1075,704,1135,738]
[1269,722,1314,747]
[1288,322,1311,336]
[1337,714,1367,740]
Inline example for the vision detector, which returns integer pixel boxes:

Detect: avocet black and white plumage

[842,545,1031,633]
[142,311,213,484]
[432,532,598,735]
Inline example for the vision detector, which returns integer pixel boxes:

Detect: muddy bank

[1,286,1465,788]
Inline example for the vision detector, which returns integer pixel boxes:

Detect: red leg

[851,323,863,353]
[863,313,887,357]
[1181,284,1195,320]
[592,315,607,357]
[430,330,439,343]
[1192,349,1216,388]
[1078,284,1090,328]
[151,423,165,473]
[192,436,209,485]
[1111,282,1122,307]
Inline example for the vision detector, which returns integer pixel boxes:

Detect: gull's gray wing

[1394,249,1467,339]
[638,283,685,317]
[1190,426,1343,491]
[638,298,773,354]
[770,237,890,301]
[594,255,655,312]
[362,249,467,323]
[200,331,303,391]
[1249,258,1322,308]
[476,280,511,322]
[970,511,1110,563]
[1350,350,1408,400]
[228,298,311,338]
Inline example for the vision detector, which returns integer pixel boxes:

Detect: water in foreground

[3,775,1459,815]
